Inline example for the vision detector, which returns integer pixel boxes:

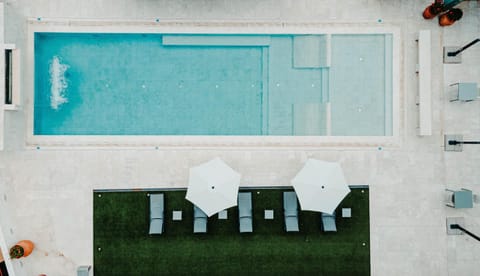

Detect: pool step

[162,35,271,46]
[293,35,331,68]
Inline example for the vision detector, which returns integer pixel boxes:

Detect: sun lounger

[238,192,253,233]
[149,194,164,234]
[321,212,337,232]
[283,191,299,232]
[193,205,208,233]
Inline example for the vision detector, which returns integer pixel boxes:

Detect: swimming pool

[33,32,392,136]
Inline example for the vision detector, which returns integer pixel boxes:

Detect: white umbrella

[186,158,241,217]
[291,159,350,215]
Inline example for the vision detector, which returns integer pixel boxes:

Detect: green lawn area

[94,188,369,275]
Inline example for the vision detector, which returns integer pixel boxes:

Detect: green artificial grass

[94,188,370,275]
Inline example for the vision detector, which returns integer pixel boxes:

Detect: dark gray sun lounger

[238,192,253,233]
[321,212,337,232]
[193,205,208,233]
[149,193,164,234]
[283,191,299,232]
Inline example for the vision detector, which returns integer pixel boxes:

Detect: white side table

[172,210,182,221]
[264,209,274,220]
[218,210,228,219]
[342,208,351,218]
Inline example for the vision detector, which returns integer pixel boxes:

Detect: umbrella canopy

[186,158,241,217]
[291,159,350,215]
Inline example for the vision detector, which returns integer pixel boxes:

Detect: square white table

[218,210,228,219]
[264,209,274,220]
[342,208,351,218]
[172,210,182,221]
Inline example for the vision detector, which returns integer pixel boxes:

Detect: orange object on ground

[17,240,34,257]
[423,3,443,19]
[439,8,463,26]
[10,240,34,258]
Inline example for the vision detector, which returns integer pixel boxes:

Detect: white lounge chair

[321,212,337,232]
[193,205,208,233]
[238,192,253,233]
[77,266,91,276]
[283,191,299,232]
[149,194,164,235]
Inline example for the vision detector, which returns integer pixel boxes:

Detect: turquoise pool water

[34,33,392,136]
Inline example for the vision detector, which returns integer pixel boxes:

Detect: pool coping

[94,184,369,193]
[25,19,402,149]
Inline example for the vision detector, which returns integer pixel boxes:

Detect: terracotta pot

[438,8,463,26]
[11,240,34,258]
[438,14,455,26]
[423,4,442,19]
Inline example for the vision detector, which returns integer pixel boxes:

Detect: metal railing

[448,140,480,145]
[447,38,480,57]
[450,224,480,242]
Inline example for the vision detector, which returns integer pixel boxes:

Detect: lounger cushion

[239,208,251,218]
[283,192,298,209]
[240,217,253,233]
[194,218,207,233]
[149,218,163,234]
[285,217,299,232]
[321,212,337,232]
[151,206,164,219]
[285,209,298,217]
[194,206,207,218]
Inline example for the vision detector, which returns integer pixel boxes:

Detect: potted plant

[9,240,34,259]
[422,2,444,19]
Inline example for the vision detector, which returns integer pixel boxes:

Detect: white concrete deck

[0,0,479,275]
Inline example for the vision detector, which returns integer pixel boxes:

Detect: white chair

[445,188,474,208]
[77,265,91,276]
[449,83,478,102]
